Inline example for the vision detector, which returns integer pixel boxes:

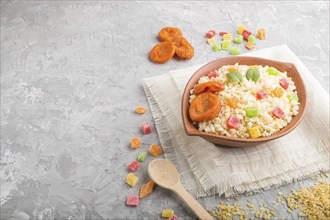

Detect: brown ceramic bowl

[182,56,307,147]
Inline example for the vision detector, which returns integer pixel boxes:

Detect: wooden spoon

[148,159,213,220]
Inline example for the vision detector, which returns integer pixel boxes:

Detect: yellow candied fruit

[248,127,261,139]
[223,33,233,41]
[272,87,284,98]
[228,66,238,72]
[257,28,266,40]
[126,173,139,187]
[207,37,215,45]
[237,24,246,34]
[162,209,174,218]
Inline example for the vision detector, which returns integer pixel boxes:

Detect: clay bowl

[181,56,307,147]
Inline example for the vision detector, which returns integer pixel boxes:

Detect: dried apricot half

[189,92,221,122]
[150,41,176,63]
[173,37,194,59]
[159,27,183,42]
[193,81,224,95]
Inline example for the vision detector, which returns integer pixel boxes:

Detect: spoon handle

[173,183,213,220]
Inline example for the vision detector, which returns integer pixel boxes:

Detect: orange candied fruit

[131,137,141,149]
[135,106,147,114]
[272,87,284,98]
[139,180,155,199]
[227,96,240,108]
[149,144,163,156]
[257,28,266,40]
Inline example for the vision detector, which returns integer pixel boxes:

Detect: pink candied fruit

[126,195,139,207]
[226,116,240,129]
[256,91,268,100]
[205,30,216,38]
[219,31,228,36]
[128,160,140,172]
[141,122,152,134]
[168,215,179,220]
[279,78,289,90]
[207,70,219,79]
[272,106,285,119]
[242,30,252,40]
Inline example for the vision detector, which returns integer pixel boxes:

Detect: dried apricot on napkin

[159,27,182,42]
[150,41,176,63]
[173,37,194,59]
[189,92,221,122]
[193,81,224,95]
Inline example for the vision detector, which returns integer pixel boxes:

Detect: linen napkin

[143,45,329,198]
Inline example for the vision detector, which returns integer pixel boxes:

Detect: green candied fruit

[267,67,279,76]
[234,35,243,44]
[288,93,299,102]
[213,44,221,52]
[221,40,231,51]
[230,46,240,55]
[248,35,256,45]
[137,151,147,162]
[245,107,259,118]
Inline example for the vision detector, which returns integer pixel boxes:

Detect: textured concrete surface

[1,1,329,219]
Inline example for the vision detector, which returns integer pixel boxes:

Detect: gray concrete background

[1,1,329,219]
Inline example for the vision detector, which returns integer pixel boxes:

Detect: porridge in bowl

[188,64,300,139]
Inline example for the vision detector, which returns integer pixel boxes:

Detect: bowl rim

[181,56,307,143]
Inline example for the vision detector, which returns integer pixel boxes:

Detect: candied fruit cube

[288,93,299,102]
[137,151,147,162]
[279,78,289,89]
[126,195,139,207]
[245,107,259,118]
[237,24,246,34]
[226,116,240,129]
[126,173,139,187]
[149,144,163,156]
[141,122,152,134]
[128,160,140,172]
[207,37,215,45]
[131,137,141,149]
[256,91,268,100]
[213,44,221,52]
[267,67,279,76]
[248,35,256,45]
[228,66,237,72]
[233,35,243,44]
[242,29,252,40]
[257,28,266,40]
[135,106,147,114]
[223,33,233,41]
[168,215,179,220]
[207,70,218,79]
[221,40,231,51]
[245,42,256,50]
[230,46,240,55]
[272,87,284,98]
[248,126,261,139]
[219,31,228,36]
[205,30,216,38]
[272,106,285,119]
[139,180,155,198]
[162,210,174,218]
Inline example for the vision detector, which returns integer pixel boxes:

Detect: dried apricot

[189,92,221,122]
[159,27,182,42]
[173,37,194,59]
[150,42,176,63]
[193,81,224,95]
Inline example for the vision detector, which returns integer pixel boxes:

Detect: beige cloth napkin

[143,45,329,198]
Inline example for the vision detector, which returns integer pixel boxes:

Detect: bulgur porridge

[188,64,300,139]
